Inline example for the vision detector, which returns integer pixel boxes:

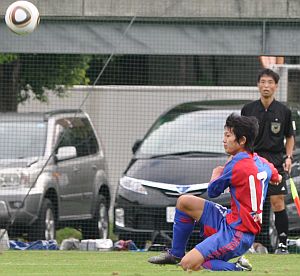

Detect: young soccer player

[148,113,282,271]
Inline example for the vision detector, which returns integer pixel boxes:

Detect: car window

[55,117,99,157]
[136,110,235,157]
[83,119,99,155]
[0,121,47,159]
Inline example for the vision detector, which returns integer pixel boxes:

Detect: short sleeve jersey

[208,152,279,235]
[241,100,294,168]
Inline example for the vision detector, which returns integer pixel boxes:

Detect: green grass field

[0,251,299,275]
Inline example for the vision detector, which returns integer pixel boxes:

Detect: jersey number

[248,171,267,223]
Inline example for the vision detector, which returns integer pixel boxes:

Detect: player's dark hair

[257,68,280,84]
[225,113,259,153]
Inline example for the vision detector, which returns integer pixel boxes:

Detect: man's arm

[284,135,295,173]
[259,56,284,68]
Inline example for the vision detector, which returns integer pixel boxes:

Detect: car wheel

[81,195,109,239]
[266,209,278,251]
[28,198,55,241]
[256,199,278,252]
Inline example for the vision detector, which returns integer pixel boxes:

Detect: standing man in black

[241,68,295,254]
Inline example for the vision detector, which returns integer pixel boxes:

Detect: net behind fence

[0,1,300,256]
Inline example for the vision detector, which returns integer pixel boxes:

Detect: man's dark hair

[225,113,259,153]
[257,68,280,84]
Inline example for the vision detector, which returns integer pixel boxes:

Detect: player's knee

[176,195,204,211]
[176,195,191,210]
[270,195,285,211]
[271,202,285,212]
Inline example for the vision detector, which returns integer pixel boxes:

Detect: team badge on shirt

[271,122,281,134]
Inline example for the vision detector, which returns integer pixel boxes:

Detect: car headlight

[0,169,31,188]
[119,176,148,195]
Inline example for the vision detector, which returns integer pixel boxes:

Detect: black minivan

[113,100,300,251]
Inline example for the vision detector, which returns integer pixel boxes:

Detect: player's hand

[270,174,282,185]
[179,248,204,271]
[283,158,292,174]
[210,166,224,182]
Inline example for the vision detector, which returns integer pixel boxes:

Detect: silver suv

[0,110,111,241]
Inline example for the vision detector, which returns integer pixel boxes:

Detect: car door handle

[92,165,97,170]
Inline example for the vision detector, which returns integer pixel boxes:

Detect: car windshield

[136,109,237,157]
[0,121,47,159]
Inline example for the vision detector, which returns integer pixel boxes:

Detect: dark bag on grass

[9,240,59,250]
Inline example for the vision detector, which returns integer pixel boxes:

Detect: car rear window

[0,121,47,159]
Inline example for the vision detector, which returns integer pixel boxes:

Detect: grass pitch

[0,251,299,275]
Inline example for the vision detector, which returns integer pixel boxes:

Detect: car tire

[81,195,109,239]
[256,198,278,252]
[28,198,56,241]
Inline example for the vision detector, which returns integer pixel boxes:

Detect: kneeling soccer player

[148,113,281,271]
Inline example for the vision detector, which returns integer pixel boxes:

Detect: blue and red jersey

[208,152,280,235]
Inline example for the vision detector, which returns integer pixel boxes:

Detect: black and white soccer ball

[5,1,40,35]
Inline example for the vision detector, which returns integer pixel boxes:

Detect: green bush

[56,227,82,245]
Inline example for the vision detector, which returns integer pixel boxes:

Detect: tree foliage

[0,53,91,111]
[0,54,18,64]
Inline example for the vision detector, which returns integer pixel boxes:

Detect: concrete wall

[2,1,300,55]
[1,0,300,19]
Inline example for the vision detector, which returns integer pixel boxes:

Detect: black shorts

[267,173,288,196]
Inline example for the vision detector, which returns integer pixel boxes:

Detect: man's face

[257,74,278,99]
[223,127,244,155]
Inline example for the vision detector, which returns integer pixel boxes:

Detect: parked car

[0,109,111,241]
[113,100,300,251]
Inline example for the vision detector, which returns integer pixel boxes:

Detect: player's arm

[208,165,231,198]
[270,173,282,186]
[268,162,282,185]
[259,155,282,185]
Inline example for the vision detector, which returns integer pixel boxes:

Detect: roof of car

[165,100,251,115]
[0,109,84,122]
[166,99,300,115]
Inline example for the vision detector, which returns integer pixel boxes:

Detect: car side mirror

[56,146,77,161]
[132,139,142,154]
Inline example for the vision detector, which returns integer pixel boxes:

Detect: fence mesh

[0,1,299,255]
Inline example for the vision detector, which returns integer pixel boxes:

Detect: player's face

[257,74,278,99]
[223,127,244,155]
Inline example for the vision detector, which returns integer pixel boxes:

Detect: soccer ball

[5,1,40,35]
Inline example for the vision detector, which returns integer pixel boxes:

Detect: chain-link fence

[0,1,299,254]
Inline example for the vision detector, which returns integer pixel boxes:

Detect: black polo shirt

[241,99,294,170]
